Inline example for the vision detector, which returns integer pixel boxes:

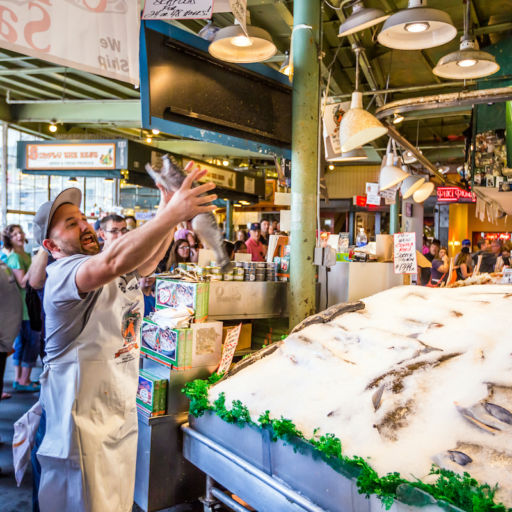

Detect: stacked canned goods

[233,262,245,281]
[266,261,277,281]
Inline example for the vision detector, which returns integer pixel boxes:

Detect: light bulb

[404,21,430,33]
[151,128,160,135]
[328,164,335,170]
[231,35,252,47]
[457,58,477,68]
[146,137,152,144]
[222,159,229,167]
[49,123,57,133]
[393,113,404,124]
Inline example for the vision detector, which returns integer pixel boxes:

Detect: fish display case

[182,412,463,512]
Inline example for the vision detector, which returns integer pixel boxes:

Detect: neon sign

[437,186,476,203]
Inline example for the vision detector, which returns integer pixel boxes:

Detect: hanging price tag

[143,0,213,20]
[218,323,242,374]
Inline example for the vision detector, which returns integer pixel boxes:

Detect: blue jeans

[13,320,40,368]
[31,408,46,512]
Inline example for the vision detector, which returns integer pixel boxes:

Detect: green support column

[289,0,320,329]
[225,200,233,241]
[389,190,400,234]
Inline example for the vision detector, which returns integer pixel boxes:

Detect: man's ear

[98,229,105,240]
[42,238,58,254]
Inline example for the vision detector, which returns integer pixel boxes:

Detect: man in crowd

[124,215,137,231]
[472,238,498,273]
[98,214,128,249]
[246,222,266,262]
[420,238,440,285]
[34,166,215,511]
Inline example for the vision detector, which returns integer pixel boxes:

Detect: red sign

[485,233,511,241]
[437,186,476,203]
[354,196,367,207]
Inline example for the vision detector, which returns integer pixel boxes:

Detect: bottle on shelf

[355,227,368,247]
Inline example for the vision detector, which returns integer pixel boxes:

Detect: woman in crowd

[235,230,247,242]
[495,241,511,272]
[430,246,450,286]
[224,241,235,260]
[234,240,248,255]
[2,225,40,392]
[167,239,191,271]
[187,232,201,263]
[455,246,472,280]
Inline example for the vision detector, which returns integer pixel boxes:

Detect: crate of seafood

[155,278,210,322]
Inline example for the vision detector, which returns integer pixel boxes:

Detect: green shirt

[6,251,31,321]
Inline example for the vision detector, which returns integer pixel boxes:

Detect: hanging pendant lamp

[401,174,426,199]
[328,147,369,162]
[209,22,277,63]
[377,0,456,50]
[379,141,409,191]
[338,0,390,38]
[433,1,499,79]
[413,181,434,203]
[339,47,387,153]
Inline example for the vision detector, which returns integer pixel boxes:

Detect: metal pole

[289,0,320,328]
[1,122,7,227]
[226,200,233,241]
[389,191,400,234]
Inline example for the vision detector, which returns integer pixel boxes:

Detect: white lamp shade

[433,48,499,79]
[339,92,388,153]
[209,25,277,63]
[338,3,389,38]
[377,6,456,50]
[379,153,409,191]
[401,175,426,199]
[413,182,435,203]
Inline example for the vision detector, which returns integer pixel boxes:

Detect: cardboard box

[190,321,223,368]
[140,318,192,368]
[155,279,209,322]
[222,323,252,351]
[136,369,167,417]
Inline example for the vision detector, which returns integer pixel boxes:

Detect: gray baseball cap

[33,188,82,246]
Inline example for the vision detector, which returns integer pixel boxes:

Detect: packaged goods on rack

[136,369,168,417]
[155,279,210,322]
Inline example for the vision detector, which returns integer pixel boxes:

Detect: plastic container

[356,227,368,247]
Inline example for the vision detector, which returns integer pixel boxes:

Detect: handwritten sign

[393,232,417,274]
[218,323,242,374]
[366,183,381,206]
[143,0,213,20]
[229,0,248,35]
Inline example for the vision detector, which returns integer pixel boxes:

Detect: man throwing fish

[34,165,216,512]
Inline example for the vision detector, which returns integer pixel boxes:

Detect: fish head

[145,154,185,193]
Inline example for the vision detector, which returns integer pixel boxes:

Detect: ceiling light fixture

[379,140,409,191]
[401,174,426,199]
[222,159,230,167]
[338,0,390,38]
[377,0,456,50]
[104,177,114,182]
[433,1,499,79]
[339,46,388,153]
[393,113,404,124]
[279,52,292,77]
[208,14,277,64]
[151,128,160,135]
[146,136,152,144]
[413,181,434,203]
[68,176,78,183]
[328,164,335,170]
[49,121,58,133]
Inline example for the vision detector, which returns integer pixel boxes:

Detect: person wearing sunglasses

[98,214,129,249]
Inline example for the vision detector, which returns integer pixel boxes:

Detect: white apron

[38,272,143,512]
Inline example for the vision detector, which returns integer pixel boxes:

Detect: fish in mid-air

[146,155,231,272]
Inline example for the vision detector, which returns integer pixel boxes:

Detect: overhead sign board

[437,186,476,203]
[25,143,116,170]
[183,160,237,190]
[143,0,213,20]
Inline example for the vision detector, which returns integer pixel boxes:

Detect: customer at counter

[420,239,440,286]
[246,223,266,262]
[167,239,191,270]
[473,239,499,273]
[496,242,511,272]
[430,246,449,286]
[259,219,270,246]
[455,247,473,280]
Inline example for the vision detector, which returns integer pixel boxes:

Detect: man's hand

[162,165,217,223]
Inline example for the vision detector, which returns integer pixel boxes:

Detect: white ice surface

[209,285,512,505]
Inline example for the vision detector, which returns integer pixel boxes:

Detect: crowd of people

[421,236,511,286]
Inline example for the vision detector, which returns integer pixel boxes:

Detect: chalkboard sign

[393,232,417,274]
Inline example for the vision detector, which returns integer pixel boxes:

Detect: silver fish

[146,155,231,272]
[483,402,512,425]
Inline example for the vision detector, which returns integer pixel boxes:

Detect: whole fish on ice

[146,155,231,272]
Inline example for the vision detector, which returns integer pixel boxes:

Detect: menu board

[393,232,417,274]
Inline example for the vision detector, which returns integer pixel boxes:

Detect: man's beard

[58,233,100,256]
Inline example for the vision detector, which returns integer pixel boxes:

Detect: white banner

[143,0,213,20]
[0,0,140,86]
[26,143,116,170]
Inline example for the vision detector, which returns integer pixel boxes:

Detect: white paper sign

[25,143,116,170]
[218,323,242,374]
[0,0,140,85]
[366,183,381,206]
[393,232,417,274]
[229,0,248,35]
[380,184,399,205]
[143,0,213,20]
[322,101,351,161]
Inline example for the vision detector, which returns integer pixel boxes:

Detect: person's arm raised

[27,247,49,290]
[75,168,216,294]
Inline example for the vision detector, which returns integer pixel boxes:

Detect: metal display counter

[183,412,461,512]
[207,281,289,320]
